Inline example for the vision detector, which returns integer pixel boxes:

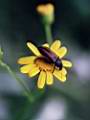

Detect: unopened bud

[37,3,54,25]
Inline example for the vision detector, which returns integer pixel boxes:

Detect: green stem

[44,24,53,45]
[0,60,34,102]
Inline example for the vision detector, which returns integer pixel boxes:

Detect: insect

[38,46,63,70]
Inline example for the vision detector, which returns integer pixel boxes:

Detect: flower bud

[37,3,54,25]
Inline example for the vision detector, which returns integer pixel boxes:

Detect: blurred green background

[0,0,90,120]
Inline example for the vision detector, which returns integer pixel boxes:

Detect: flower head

[18,40,72,89]
[37,3,54,24]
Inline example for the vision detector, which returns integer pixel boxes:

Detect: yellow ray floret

[61,68,67,75]
[27,42,41,56]
[46,71,53,85]
[62,60,72,67]
[51,46,67,58]
[50,40,61,50]
[53,69,66,82]
[42,43,49,48]
[57,47,67,58]
[37,71,46,89]
[18,56,36,64]
[28,66,40,77]
[20,64,36,73]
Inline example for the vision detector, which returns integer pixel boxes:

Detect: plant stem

[44,24,53,45]
[0,60,34,102]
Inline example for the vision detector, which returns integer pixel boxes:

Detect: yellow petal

[62,60,72,67]
[61,68,67,75]
[50,40,61,51]
[20,64,35,73]
[57,47,67,58]
[28,66,40,77]
[46,72,53,85]
[37,71,46,89]
[42,43,49,48]
[18,56,36,64]
[53,69,66,82]
[27,42,41,56]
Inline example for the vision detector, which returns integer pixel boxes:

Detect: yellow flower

[36,3,54,24]
[18,40,72,89]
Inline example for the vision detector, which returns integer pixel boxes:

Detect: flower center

[35,57,54,72]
